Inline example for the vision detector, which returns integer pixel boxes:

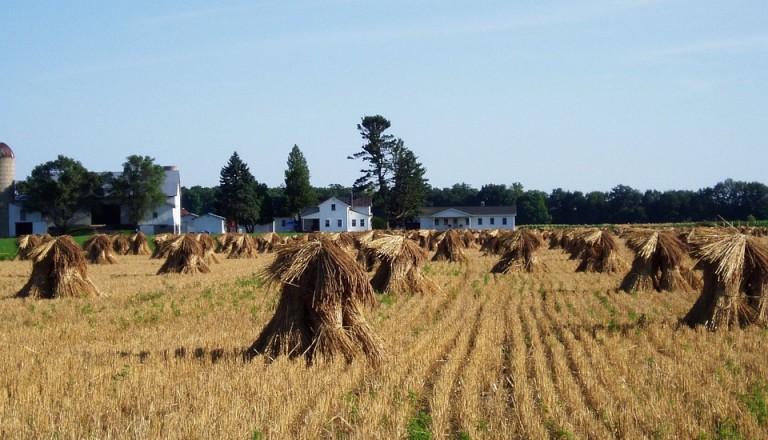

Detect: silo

[0,142,16,237]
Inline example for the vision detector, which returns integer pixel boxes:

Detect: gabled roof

[420,205,517,217]
[320,196,372,207]
[196,213,226,220]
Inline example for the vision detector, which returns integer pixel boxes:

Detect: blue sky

[2,0,767,193]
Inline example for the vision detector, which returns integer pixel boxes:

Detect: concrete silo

[0,142,15,238]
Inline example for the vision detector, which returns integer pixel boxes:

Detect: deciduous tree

[110,155,166,227]
[17,155,102,233]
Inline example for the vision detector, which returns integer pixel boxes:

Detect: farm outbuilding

[192,213,226,234]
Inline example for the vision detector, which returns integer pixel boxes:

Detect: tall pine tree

[284,145,317,220]
[216,152,262,232]
[388,142,428,227]
[349,115,398,218]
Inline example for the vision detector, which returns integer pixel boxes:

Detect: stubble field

[1,240,767,439]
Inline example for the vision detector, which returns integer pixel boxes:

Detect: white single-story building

[252,216,299,233]
[418,205,516,231]
[300,196,373,232]
[191,213,226,234]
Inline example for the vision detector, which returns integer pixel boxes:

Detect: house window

[477,218,483,225]
[434,218,439,226]
[281,219,287,227]
[490,217,495,225]
[352,219,357,227]
[360,219,365,227]
[337,219,342,227]
[331,204,336,211]
[502,217,508,225]
[443,219,449,226]
[325,219,330,228]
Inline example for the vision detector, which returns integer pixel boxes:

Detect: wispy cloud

[633,34,768,61]
[273,0,672,46]
[37,0,671,81]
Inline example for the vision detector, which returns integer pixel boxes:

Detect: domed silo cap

[0,143,14,159]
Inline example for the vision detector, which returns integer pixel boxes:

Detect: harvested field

[1,239,767,439]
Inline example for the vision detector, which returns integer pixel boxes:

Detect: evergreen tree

[216,152,262,232]
[110,155,166,227]
[284,145,317,219]
[388,142,428,227]
[17,155,102,233]
[349,115,398,216]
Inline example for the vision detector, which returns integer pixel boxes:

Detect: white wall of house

[317,197,372,232]
[469,216,515,230]
[193,213,226,234]
[419,209,516,231]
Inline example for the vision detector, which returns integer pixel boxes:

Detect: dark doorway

[92,204,121,225]
[15,222,33,236]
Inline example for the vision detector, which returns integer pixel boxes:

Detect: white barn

[7,162,182,237]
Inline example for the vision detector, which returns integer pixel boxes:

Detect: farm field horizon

[1,235,767,439]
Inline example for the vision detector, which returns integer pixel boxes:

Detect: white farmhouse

[418,205,516,231]
[300,196,372,232]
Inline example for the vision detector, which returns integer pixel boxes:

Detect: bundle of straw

[683,228,768,329]
[431,229,469,263]
[574,229,627,273]
[83,234,119,264]
[15,234,42,261]
[157,234,211,274]
[129,231,151,255]
[366,235,440,295]
[16,236,101,298]
[257,232,284,253]
[111,234,131,255]
[150,234,176,259]
[490,229,546,273]
[227,234,259,259]
[196,233,219,265]
[246,239,385,364]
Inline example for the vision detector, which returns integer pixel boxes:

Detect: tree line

[16,114,768,234]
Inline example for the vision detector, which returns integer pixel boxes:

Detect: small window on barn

[352,219,357,227]
[444,219,449,226]
[360,219,365,227]
[331,204,336,211]
[490,217,495,225]
[502,217,508,225]
[337,219,342,227]
[477,218,483,225]
[325,219,330,228]
[434,218,439,226]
